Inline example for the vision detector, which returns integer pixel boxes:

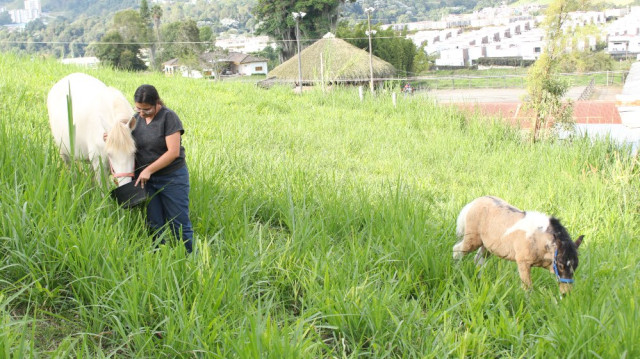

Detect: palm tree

[150,5,163,71]
[151,5,163,43]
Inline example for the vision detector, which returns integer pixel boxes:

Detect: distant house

[161,58,203,78]
[162,58,181,76]
[608,35,640,54]
[161,51,268,78]
[224,52,268,75]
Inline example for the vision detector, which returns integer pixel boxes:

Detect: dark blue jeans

[145,165,194,253]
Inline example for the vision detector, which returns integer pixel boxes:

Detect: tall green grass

[0,52,638,357]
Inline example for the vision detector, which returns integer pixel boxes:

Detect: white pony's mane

[503,211,550,239]
[103,86,135,156]
[106,121,136,155]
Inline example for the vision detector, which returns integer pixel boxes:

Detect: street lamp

[364,7,375,93]
[292,11,306,92]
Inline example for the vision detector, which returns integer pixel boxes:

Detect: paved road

[422,86,620,103]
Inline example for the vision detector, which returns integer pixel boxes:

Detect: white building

[8,0,41,24]
[517,29,545,60]
[436,48,469,67]
[606,7,640,55]
[215,35,275,54]
[224,52,268,75]
[419,7,608,67]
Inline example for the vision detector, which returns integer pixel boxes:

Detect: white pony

[47,73,136,187]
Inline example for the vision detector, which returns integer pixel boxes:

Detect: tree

[139,0,158,69]
[112,9,148,44]
[26,19,46,32]
[0,11,12,25]
[336,21,419,76]
[140,0,151,24]
[413,42,433,74]
[524,0,590,142]
[151,4,163,42]
[253,0,356,61]
[202,47,229,81]
[93,9,149,70]
[94,30,146,70]
[199,25,216,52]
[157,20,202,69]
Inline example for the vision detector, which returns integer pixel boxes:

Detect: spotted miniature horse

[453,196,584,294]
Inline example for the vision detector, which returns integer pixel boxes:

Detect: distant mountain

[0,0,137,17]
[0,0,503,27]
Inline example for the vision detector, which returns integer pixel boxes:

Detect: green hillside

[1,53,638,357]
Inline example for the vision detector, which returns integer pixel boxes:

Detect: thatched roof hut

[266,33,396,86]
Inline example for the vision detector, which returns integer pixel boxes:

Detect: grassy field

[1,52,639,357]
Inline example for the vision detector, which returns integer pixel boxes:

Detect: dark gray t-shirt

[132,106,186,177]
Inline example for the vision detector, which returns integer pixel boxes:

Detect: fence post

[359,86,364,102]
[392,92,397,107]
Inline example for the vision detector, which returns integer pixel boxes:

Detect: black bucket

[110,181,148,209]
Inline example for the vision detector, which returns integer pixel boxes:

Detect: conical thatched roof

[267,33,396,84]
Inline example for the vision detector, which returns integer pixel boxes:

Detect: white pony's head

[103,86,137,187]
[105,116,137,186]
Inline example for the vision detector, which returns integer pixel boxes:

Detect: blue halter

[553,249,574,284]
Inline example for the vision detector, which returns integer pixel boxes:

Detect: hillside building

[7,0,41,24]
[606,6,640,58]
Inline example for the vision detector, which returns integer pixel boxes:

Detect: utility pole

[365,7,376,94]
[292,11,306,93]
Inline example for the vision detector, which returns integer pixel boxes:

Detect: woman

[131,84,194,253]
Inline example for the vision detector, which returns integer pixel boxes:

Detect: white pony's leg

[453,241,466,260]
[60,152,71,165]
[453,200,475,260]
[88,148,109,188]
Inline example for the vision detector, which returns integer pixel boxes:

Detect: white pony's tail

[456,200,475,239]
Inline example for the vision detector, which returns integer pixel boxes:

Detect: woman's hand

[135,168,152,188]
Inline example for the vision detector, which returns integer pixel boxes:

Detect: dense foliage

[94,30,146,70]
[336,21,432,76]
[252,0,356,60]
